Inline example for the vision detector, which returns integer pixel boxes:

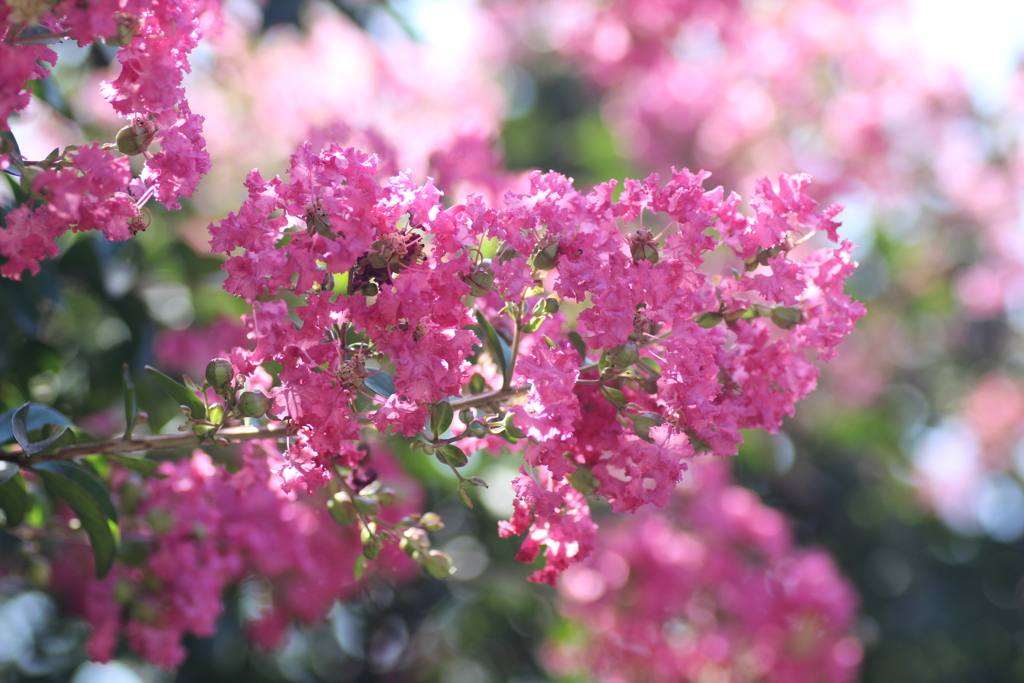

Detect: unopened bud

[115,115,157,156]
[770,306,803,330]
[327,495,358,526]
[609,340,640,369]
[419,512,444,531]
[466,261,495,297]
[631,241,659,264]
[631,411,665,442]
[532,242,560,271]
[104,13,139,47]
[238,390,270,418]
[422,549,455,579]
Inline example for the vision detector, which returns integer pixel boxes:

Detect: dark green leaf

[146,366,206,420]
[9,404,69,455]
[430,402,454,439]
[122,364,138,440]
[0,473,28,526]
[363,369,396,398]
[108,454,165,479]
[33,461,118,522]
[0,402,75,446]
[0,461,18,486]
[568,331,587,362]
[600,386,627,409]
[437,444,468,468]
[33,464,118,578]
[474,309,509,382]
[24,427,72,456]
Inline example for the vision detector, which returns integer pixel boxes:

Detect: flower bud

[630,241,659,264]
[770,306,803,330]
[466,261,495,296]
[419,512,445,530]
[327,495,358,526]
[609,340,640,369]
[630,411,665,442]
[532,242,560,270]
[422,549,455,579]
[104,13,140,47]
[238,390,270,418]
[115,115,157,156]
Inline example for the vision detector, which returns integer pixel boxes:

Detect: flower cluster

[210,141,863,583]
[1,0,218,279]
[51,441,422,668]
[546,458,862,683]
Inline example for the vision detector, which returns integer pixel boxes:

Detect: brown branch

[3,424,290,465]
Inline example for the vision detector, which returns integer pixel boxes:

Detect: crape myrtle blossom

[547,458,863,683]
[1,0,219,279]
[51,441,422,668]
[210,140,864,583]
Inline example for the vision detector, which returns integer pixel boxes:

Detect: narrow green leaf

[600,386,627,409]
[122,365,138,441]
[473,309,509,382]
[0,461,18,486]
[0,473,28,526]
[146,366,206,420]
[2,402,75,448]
[33,465,118,579]
[363,369,396,398]
[430,402,454,439]
[33,461,118,522]
[353,553,368,580]
[522,317,544,333]
[108,454,165,479]
[568,331,587,362]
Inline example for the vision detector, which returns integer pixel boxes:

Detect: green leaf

[600,386,627,409]
[363,369,396,398]
[0,473,29,526]
[10,403,72,456]
[473,309,509,383]
[457,485,474,509]
[108,454,165,479]
[146,366,206,421]
[568,331,587,362]
[33,461,117,522]
[33,463,119,578]
[0,403,75,446]
[522,317,544,333]
[122,365,138,441]
[430,402,454,439]
[436,444,469,468]
[0,461,18,486]
[695,311,724,328]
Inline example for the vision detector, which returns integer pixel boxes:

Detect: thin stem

[502,305,523,392]
[2,424,290,465]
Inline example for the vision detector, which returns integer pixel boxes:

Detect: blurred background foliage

[3,0,1024,682]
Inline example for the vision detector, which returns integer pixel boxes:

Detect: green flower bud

[353,496,381,517]
[532,242,560,271]
[630,240,660,264]
[327,495,358,526]
[630,411,665,442]
[419,512,444,531]
[422,549,455,579]
[770,306,803,330]
[238,390,270,418]
[468,420,488,438]
[609,340,640,369]
[115,116,157,156]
